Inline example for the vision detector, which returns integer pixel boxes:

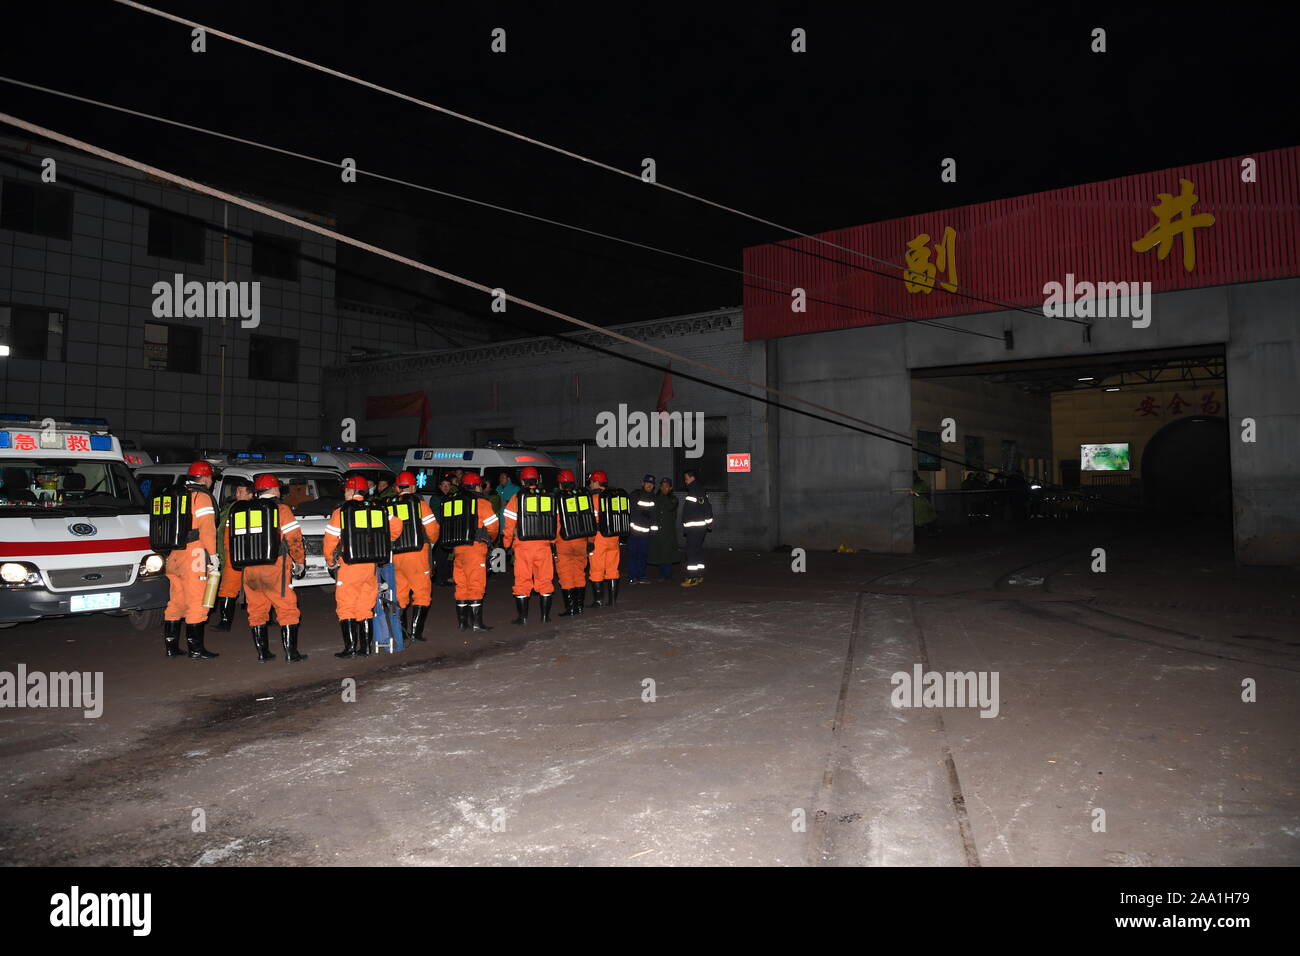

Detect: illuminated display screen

[1081,443,1131,471]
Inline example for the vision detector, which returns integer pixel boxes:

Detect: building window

[249,334,297,382]
[144,321,201,374]
[252,232,300,281]
[0,178,74,240]
[673,415,729,493]
[147,210,205,264]
[0,306,66,361]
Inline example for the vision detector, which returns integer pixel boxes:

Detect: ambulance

[403,443,562,492]
[0,415,169,628]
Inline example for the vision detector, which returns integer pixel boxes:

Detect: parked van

[0,415,168,628]
[133,452,344,588]
[307,447,395,488]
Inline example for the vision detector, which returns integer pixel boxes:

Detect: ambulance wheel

[128,608,165,631]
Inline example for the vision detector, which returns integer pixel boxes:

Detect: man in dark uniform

[679,469,714,588]
[627,474,658,584]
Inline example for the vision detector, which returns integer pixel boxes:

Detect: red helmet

[588,470,608,484]
[395,470,416,488]
[253,473,279,491]
[344,474,370,493]
[461,471,482,487]
[557,469,576,484]
[519,466,540,482]
[187,460,213,477]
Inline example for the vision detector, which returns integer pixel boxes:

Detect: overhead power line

[0,74,1003,346]
[3,112,958,455]
[108,0,1086,328]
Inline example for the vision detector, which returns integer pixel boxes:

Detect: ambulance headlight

[1,562,38,585]
[139,553,165,576]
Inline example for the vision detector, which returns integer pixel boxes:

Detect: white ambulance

[0,415,169,628]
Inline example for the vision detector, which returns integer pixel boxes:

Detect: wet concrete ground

[1,516,1297,866]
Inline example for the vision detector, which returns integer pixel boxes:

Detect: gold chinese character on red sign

[904,226,958,294]
[1131,179,1215,272]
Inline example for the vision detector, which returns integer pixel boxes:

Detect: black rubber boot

[575,586,585,616]
[557,589,576,617]
[355,618,373,656]
[335,619,357,659]
[251,624,275,663]
[511,595,529,626]
[164,619,184,658]
[607,578,618,608]
[212,596,236,631]
[281,624,307,662]
[539,593,553,623]
[456,602,470,631]
[408,604,429,642]
[588,580,603,608]
[470,602,492,632]
[186,622,218,660]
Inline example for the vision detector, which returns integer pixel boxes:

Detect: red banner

[743,146,1300,340]
[366,392,431,444]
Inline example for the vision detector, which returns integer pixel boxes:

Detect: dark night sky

[3,1,1295,337]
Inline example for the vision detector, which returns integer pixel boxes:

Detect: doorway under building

[909,345,1231,543]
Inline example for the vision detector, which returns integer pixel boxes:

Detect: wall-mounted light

[1104,387,1121,392]
[0,345,10,357]
[1077,376,1094,381]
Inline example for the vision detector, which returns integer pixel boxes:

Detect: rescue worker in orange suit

[211,477,253,631]
[553,469,589,617]
[243,473,309,663]
[162,461,220,660]
[587,470,621,609]
[323,474,403,658]
[427,471,499,632]
[501,466,556,626]
[389,471,438,643]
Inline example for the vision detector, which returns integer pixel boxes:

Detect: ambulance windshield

[0,458,146,514]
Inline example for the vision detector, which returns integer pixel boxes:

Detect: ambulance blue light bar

[283,453,310,463]
[67,417,111,427]
[235,452,266,460]
[88,435,113,451]
[0,432,10,449]
[0,413,33,422]
[322,445,369,452]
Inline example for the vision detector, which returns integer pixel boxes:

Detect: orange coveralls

[426,496,498,601]
[243,499,306,627]
[554,530,589,591]
[588,494,621,583]
[323,495,403,620]
[502,492,556,598]
[392,496,437,609]
[164,487,217,625]
[216,518,243,600]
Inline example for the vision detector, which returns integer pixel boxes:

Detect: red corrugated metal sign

[743,147,1300,340]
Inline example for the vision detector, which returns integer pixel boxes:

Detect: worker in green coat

[647,477,679,581]
[912,471,939,534]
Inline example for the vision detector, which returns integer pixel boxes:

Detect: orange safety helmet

[519,466,540,482]
[460,471,482,487]
[395,470,417,487]
[253,473,280,491]
[588,470,608,484]
[557,469,576,484]
[344,474,370,493]
[187,460,214,477]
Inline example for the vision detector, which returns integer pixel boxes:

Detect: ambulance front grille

[46,565,134,590]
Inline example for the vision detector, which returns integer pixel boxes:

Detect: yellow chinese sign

[904,225,958,294]
[1132,178,1215,272]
